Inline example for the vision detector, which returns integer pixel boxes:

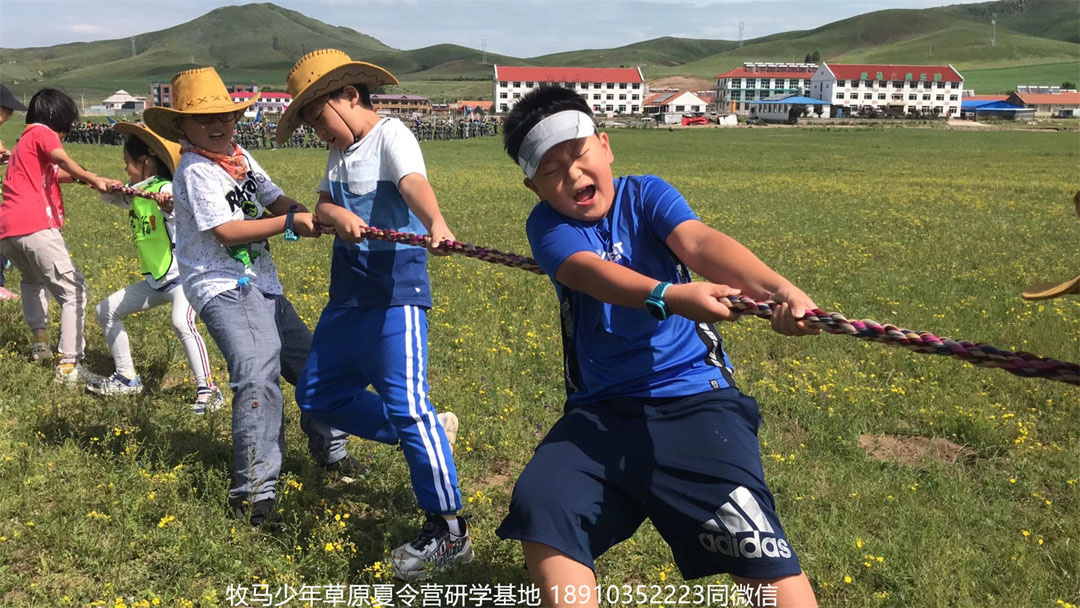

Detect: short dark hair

[503,86,593,163]
[25,88,79,134]
[123,135,173,180]
[328,83,372,109]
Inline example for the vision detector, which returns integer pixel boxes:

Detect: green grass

[0,122,1078,608]
[962,61,1080,94]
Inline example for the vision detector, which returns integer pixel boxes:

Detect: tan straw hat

[1021,275,1080,300]
[112,122,182,174]
[143,67,259,142]
[275,49,397,145]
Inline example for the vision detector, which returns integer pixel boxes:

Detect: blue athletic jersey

[526,175,735,405]
[319,118,431,308]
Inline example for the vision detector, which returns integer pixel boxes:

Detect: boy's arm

[555,252,742,323]
[315,191,368,243]
[666,220,820,335]
[210,195,320,246]
[397,172,454,255]
[49,148,121,192]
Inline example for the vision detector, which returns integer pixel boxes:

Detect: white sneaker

[391,513,473,581]
[29,342,52,363]
[55,363,103,387]
[191,385,224,414]
[86,372,144,396]
[437,411,458,453]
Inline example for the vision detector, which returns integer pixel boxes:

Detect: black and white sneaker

[391,512,474,581]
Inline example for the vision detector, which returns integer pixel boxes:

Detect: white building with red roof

[231,91,293,116]
[809,63,964,117]
[714,62,818,115]
[492,66,646,115]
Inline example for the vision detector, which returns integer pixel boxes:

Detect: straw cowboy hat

[1022,275,1080,300]
[143,67,259,142]
[275,49,397,146]
[112,122,182,174]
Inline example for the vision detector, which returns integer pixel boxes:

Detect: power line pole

[990,13,997,47]
[481,38,487,65]
[738,21,744,48]
[131,37,136,58]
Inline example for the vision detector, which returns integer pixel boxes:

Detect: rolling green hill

[1,0,1076,103]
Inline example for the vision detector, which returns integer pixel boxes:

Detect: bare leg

[523,541,598,608]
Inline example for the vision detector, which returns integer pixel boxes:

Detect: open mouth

[573,185,596,204]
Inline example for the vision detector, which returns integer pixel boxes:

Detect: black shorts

[496,388,802,580]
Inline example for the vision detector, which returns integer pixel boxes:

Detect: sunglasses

[191,111,242,125]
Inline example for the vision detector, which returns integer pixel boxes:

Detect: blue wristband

[283,205,299,242]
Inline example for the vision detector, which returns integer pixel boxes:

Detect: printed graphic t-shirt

[172,146,285,312]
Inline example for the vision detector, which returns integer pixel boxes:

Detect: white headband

[517,110,596,179]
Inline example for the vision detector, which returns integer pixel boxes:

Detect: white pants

[95,279,212,387]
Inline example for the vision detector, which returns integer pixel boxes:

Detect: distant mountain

[1,0,1075,101]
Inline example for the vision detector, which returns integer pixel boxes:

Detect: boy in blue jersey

[276,50,469,581]
[495,87,821,607]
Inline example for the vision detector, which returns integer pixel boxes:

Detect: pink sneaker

[0,286,17,301]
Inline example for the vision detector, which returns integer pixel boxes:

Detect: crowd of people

[64,114,500,150]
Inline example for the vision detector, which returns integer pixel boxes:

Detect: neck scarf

[182,142,249,182]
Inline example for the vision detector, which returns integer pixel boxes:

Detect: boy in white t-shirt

[276,50,470,580]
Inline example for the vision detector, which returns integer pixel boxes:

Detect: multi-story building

[149,82,172,108]
[715,63,817,115]
[809,63,964,117]
[371,94,432,115]
[230,91,292,116]
[492,66,646,115]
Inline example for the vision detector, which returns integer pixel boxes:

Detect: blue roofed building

[748,93,831,122]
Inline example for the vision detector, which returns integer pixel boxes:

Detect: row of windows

[835,92,958,101]
[728,78,811,88]
[498,92,640,101]
[498,81,641,90]
[499,103,641,113]
[728,90,805,100]
[834,79,959,89]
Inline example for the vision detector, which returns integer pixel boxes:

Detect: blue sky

[2,1,983,55]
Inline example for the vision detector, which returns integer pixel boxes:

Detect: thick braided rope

[719,296,1079,386]
[108,184,546,274]
[105,184,1079,386]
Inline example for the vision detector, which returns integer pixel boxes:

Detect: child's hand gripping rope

[101,183,1080,386]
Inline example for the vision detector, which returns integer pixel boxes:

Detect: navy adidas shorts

[496,388,802,580]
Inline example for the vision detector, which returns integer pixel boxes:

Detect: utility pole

[81,93,85,112]
[990,13,997,47]
[131,37,136,58]
[481,38,487,65]
[738,21,744,48]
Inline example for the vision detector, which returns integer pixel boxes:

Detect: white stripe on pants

[0,229,87,362]
[95,279,212,385]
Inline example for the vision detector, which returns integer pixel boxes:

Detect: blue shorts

[496,388,802,580]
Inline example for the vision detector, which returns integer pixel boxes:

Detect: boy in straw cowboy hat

[277,49,471,580]
[87,122,223,413]
[145,67,357,525]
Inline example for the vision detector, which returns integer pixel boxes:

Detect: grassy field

[0,123,1077,608]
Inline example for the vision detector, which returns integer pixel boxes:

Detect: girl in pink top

[0,88,121,384]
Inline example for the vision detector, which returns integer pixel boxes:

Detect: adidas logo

[699,486,792,559]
